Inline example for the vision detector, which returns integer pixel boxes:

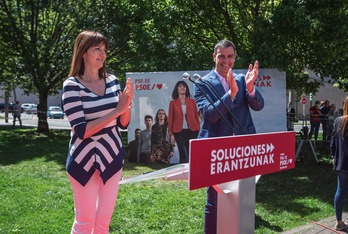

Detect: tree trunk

[37,92,49,133]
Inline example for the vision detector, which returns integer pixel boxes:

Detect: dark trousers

[13,116,22,126]
[335,171,348,221]
[308,121,320,140]
[204,186,217,234]
[322,121,329,141]
[139,152,151,163]
[174,129,198,163]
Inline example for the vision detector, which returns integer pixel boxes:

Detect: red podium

[188,131,295,233]
[120,131,295,233]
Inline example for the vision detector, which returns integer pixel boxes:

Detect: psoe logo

[279,153,292,169]
[134,78,164,90]
[135,83,164,90]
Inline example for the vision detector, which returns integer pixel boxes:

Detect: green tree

[256,0,348,94]
[136,0,346,94]
[0,0,79,132]
[1,0,347,134]
[129,0,280,71]
[177,0,279,66]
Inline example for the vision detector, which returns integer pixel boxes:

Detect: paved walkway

[282,213,348,234]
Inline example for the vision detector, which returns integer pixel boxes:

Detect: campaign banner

[189,131,295,190]
[126,69,286,163]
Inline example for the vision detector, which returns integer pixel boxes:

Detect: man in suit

[194,39,264,233]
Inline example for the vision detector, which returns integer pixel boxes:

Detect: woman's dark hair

[171,81,191,99]
[155,109,168,124]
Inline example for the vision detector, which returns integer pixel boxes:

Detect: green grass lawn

[0,126,339,233]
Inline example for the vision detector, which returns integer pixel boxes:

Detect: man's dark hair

[214,39,237,55]
[144,115,153,121]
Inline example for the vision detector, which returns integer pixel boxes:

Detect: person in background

[128,128,141,163]
[287,102,296,131]
[137,115,153,163]
[320,100,331,141]
[194,39,264,233]
[12,101,22,127]
[308,100,322,142]
[331,97,348,231]
[62,30,134,233]
[327,104,338,142]
[338,101,344,117]
[168,81,200,163]
[151,109,173,163]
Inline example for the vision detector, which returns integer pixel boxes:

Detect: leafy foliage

[0,0,347,132]
[0,0,80,132]
[256,0,348,93]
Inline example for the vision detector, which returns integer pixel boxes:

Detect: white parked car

[21,103,37,114]
[26,105,37,114]
[21,103,36,111]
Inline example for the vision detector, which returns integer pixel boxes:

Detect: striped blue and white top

[62,75,127,186]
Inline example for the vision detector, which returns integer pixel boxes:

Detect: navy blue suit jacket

[331,117,348,171]
[194,70,264,138]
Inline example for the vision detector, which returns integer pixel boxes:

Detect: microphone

[183,72,235,133]
[195,74,247,134]
[193,73,201,80]
[182,72,190,80]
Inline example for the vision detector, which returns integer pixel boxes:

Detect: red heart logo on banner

[156,84,163,89]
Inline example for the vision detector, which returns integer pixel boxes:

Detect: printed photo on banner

[126,69,286,164]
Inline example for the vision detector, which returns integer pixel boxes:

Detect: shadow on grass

[255,214,283,232]
[0,126,169,172]
[255,150,336,231]
[0,126,70,168]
